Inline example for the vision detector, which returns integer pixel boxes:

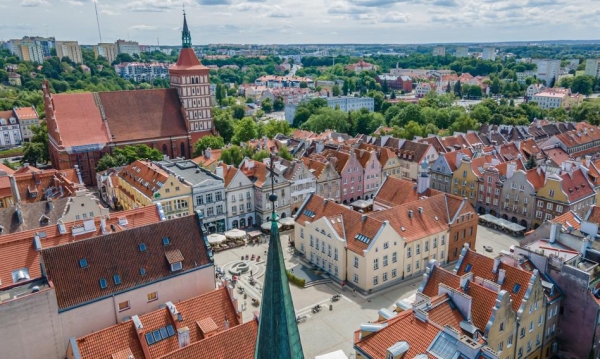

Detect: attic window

[140,268,146,276]
[303,209,316,218]
[513,283,521,293]
[139,243,147,252]
[99,278,108,289]
[79,258,88,268]
[114,275,121,285]
[465,264,472,273]
[11,268,30,283]
[355,233,371,244]
[163,237,170,246]
[118,217,128,226]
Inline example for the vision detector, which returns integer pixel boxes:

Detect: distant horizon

[5,0,600,46]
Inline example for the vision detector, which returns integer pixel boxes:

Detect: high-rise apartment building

[55,41,82,64]
[533,59,561,86]
[482,46,496,60]
[93,43,118,64]
[455,46,469,57]
[585,58,600,78]
[116,39,140,56]
[433,46,446,56]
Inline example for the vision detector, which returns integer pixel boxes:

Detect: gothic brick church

[43,13,213,185]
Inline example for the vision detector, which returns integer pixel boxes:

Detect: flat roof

[0,278,49,304]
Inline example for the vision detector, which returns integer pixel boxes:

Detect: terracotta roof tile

[119,160,169,199]
[301,157,327,178]
[467,281,498,331]
[422,266,461,298]
[41,215,211,310]
[319,149,351,173]
[374,176,442,208]
[0,163,15,176]
[218,163,239,187]
[560,169,594,202]
[98,89,189,142]
[456,249,532,312]
[296,194,383,255]
[170,48,208,71]
[165,249,184,264]
[192,149,222,168]
[586,206,600,225]
[0,205,162,291]
[51,93,111,148]
[15,168,81,203]
[525,169,545,191]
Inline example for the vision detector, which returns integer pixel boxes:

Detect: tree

[252,149,271,162]
[351,109,384,136]
[96,152,127,172]
[232,117,258,144]
[342,79,349,95]
[193,135,225,157]
[390,91,396,99]
[220,145,245,166]
[454,80,462,98]
[446,82,452,94]
[262,119,291,138]
[525,155,537,170]
[301,107,349,133]
[231,105,246,120]
[273,96,285,111]
[261,98,273,113]
[367,91,385,112]
[113,144,163,164]
[470,105,492,123]
[571,75,594,96]
[451,114,479,134]
[293,107,312,128]
[332,84,341,96]
[214,112,235,143]
[382,79,389,93]
[278,146,293,161]
[22,142,46,166]
[299,81,308,88]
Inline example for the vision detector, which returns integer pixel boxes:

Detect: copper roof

[41,215,211,310]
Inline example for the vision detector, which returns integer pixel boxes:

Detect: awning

[247,230,262,238]
[207,233,226,244]
[261,222,282,230]
[278,217,295,226]
[224,229,247,239]
[480,214,526,232]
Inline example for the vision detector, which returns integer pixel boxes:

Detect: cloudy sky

[2,0,600,45]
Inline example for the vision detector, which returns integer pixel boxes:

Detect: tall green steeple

[182,10,192,49]
[254,155,304,359]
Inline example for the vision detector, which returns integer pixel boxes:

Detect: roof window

[513,283,521,293]
[163,237,170,246]
[79,258,88,268]
[99,278,108,289]
[465,264,472,273]
[140,268,146,276]
[139,243,147,251]
[114,275,121,285]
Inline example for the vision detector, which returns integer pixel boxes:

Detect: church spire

[182,10,192,49]
[254,155,304,359]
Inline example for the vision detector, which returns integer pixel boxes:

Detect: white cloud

[128,24,158,30]
[380,11,409,23]
[62,0,85,5]
[21,0,49,7]
[100,9,120,15]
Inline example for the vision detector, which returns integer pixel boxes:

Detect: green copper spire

[254,155,304,359]
[182,10,192,49]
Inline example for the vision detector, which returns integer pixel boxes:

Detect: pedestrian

[250,270,253,276]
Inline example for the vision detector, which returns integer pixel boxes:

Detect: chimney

[205,148,212,159]
[506,161,516,179]
[15,207,23,225]
[9,175,20,204]
[418,207,423,214]
[549,222,558,243]
[132,316,152,359]
[492,257,500,273]
[408,210,413,218]
[585,155,592,168]
[216,165,224,178]
[498,269,506,285]
[177,327,191,348]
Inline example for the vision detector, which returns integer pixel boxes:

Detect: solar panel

[152,330,161,342]
[354,233,371,244]
[166,325,175,337]
[159,327,168,339]
[145,333,155,345]
[303,209,316,218]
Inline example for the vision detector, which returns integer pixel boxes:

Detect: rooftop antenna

[93,0,102,43]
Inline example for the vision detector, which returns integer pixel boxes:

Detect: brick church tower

[169,12,214,144]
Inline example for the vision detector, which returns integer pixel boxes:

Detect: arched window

[248,216,253,227]
[180,142,186,158]
[233,220,238,229]
[240,218,246,227]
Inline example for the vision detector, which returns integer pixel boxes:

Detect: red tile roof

[98,89,189,143]
[51,93,110,147]
[525,168,545,191]
[0,205,162,291]
[119,160,169,199]
[421,265,461,298]
[296,195,383,255]
[192,149,222,169]
[170,48,208,71]
[374,176,442,208]
[467,281,498,331]
[75,287,241,359]
[559,168,594,202]
[15,168,81,203]
[218,163,239,188]
[0,163,15,176]
[456,249,532,313]
[40,215,211,310]
[13,106,38,119]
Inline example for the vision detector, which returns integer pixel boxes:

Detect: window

[300,228,304,238]
[441,235,445,245]
[79,258,88,268]
[500,322,505,332]
[392,269,397,278]
[383,242,389,249]
[425,241,429,252]
[383,272,388,281]
[354,257,359,268]
[498,342,504,353]
[383,255,388,266]
[518,348,523,358]
[99,278,108,289]
[118,300,130,311]
[140,268,146,275]
[416,261,420,270]
[139,243,147,252]
[171,262,183,271]
[538,314,542,326]
[147,291,158,302]
[407,247,412,258]
[316,238,320,250]
[334,248,338,260]
[416,244,420,255]
[216,192,222,201]
[508,335,513,347]
[406,264,411,272]
[556,205,563,213]
[114,275,121,285]
[547,202,553,210]
[392,252,397,263]
[538,200,543,207]
[354,274,358,283]
[549,189,555,197]
[163,237,170,246]
[373,258,379,270]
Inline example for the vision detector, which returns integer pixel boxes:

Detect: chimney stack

[408,210,413,218]
[9,175,20,204]
[493,257,500,273]
[498,269,506,285]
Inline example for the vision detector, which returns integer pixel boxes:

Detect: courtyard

[212,224,524,358]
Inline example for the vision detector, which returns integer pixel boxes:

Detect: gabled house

[354,148,381,199]
[218,163,255,230]
[320,149,364,204]
[281,158,316,215]
[302,157,341,203]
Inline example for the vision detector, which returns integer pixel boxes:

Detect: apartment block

[55,41,82,64]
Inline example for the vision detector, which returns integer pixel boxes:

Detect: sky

[1,0,600,45]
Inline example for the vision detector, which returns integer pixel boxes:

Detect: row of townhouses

[0,106,41,147]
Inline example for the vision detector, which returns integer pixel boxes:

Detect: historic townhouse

[498,168,545,230]
[116,160,193,219]
[533,161,596,228]
[476,160,525,217]
[302,157,341,203]
[430,149,473,193]
[281,158,316,215]
[239,157,291,225]
[218,163,255,230]
[420,247,548,359]
[377,146,402,179]
[355,148,381,199]
[451,154,504,207]
[540,122,600,157]
[397,141,437,181]
[317,149,364,204]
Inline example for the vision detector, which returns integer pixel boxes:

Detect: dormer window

[166,249,184,272]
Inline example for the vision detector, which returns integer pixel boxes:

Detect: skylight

[114,275,121,285]
[79,258,88,268]
[99,278,107,289]
[355,233,371,244]
[139,243,147,252]
[146,325,176,345]
[163,237,170,246]
[303,209,316,218]
[140,268,146,276]
[465,264,472,273]
[513,283,521,293]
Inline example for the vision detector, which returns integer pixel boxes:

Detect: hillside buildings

[585,58,600,78]
[93,43,118,64]
[55,41,82,64]
[114,62,170,81]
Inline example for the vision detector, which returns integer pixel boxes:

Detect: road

[288,64,301,77]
